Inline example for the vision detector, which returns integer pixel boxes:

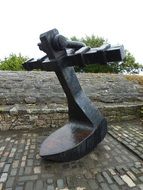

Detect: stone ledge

[0,102,142,131]
[0,102,142,113]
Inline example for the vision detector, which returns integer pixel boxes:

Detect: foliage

[0,54,27,71]
[71,35,105,48]
[71,35,143,73]
[120,51,143,74]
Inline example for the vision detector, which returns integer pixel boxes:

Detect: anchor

[23,28,125,162]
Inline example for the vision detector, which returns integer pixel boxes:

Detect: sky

[0,0,143,65]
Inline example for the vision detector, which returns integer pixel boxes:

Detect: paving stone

[130,187,140,190]
[126,171,137,181]
[96,174,104,183]
[83,170,92,179]
[9,153,15,158]
[90,153,98,160]
[87,179,99,189]
[0,162,5,168]
[104,145,111,151]
[25,167,32,175]
[25,181,33,190]
[113,175,125,185]
[100,183,111,190]
[18,175,38,182]
[15,186,23,190]
[7,158,13,164]
[34,166,41,174]
[35,180,43,190]
[102,171,113,184]
[10,168,18,176]
[108,168,116,175]
[110,184,120,190]
[27,160,33,167]
[11,148,16,153]
[121,175,136,187]
[6,177,15,188]
[21,161,26,167]
[22,156,26,161]
[122,155,129,162]
[28,153,34,159]
[0,173,8,182]
[15,153,22,160]
[1,157,7,162]
[35,154,40,160]
[12,161,19,168]
[47,185,55,190]
[80,177,88,186]
[57,178,64,189]
[3,152,9,157]
[140,168,143,173]
[18,168,24,176]
[138,184,143,190]
[66,176,76,188]
[0,183,3,190]
[47,178,54,184]
[131,167,140,174]
[135,162,142,168]
[34,160,40,166]
[17,182,25,186]
[23,151,28,156]
[17,149,23,153]
[41,174,54,179]
[0,147,5,151]
[139,176,143,182]
[130,155,138,162]
[115,167,124,175]
[3,164,11,172]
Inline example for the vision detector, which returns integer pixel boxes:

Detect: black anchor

[23,28,125,162]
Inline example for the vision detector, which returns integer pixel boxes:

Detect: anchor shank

[55,65,103,127]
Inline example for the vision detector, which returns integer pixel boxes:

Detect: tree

[120,51,143,74]
[71,35,106,48]
[71,35,143,73]
[0,54,28,71]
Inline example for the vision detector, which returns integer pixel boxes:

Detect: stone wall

[0,71,143,130]
[0,71,143,105]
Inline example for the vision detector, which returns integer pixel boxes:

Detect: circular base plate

[40,120,107,162]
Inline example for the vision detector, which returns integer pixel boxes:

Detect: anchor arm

[63,44,125,67]
[23,45,125,70]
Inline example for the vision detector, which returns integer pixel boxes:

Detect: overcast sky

[0,0,143,64]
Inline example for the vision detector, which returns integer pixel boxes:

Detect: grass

[125,75,143,85]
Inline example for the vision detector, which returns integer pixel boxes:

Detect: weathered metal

[23,28,125,162]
